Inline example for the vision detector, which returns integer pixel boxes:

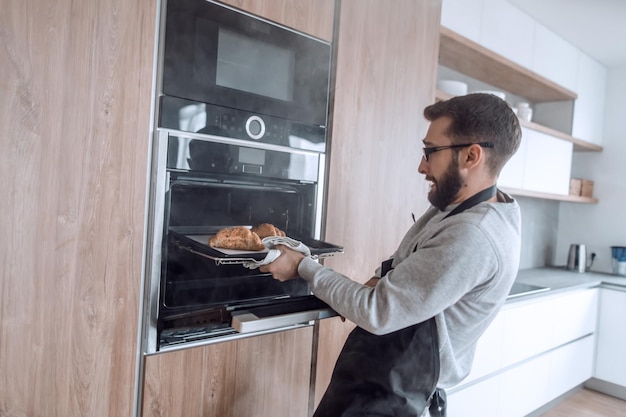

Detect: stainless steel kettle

[567,244,592,273]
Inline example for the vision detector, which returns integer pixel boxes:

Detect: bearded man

[261,93,522,417]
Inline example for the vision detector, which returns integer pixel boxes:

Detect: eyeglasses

[422,142,494,161]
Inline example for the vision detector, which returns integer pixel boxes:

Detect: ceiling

[509,0,626,69]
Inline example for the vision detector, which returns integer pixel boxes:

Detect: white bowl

[437,80,468,96]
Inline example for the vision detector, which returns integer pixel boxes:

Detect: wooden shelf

[439,26,577,103]
[434,90,603,153]
[501,187,598,204]
[437,27,601,205]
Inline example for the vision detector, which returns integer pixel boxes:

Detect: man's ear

[463,143,483,169]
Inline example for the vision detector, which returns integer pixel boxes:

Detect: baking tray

[170,230,343,265]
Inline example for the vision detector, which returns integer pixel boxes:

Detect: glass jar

[516,102,533,122]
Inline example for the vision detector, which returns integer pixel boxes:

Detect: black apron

[313,186,497,417]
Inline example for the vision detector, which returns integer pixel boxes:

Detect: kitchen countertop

[507,267,626,303]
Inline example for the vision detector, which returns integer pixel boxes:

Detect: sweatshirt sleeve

[297,221,500,335]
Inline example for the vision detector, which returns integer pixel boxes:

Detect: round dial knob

[245,115,265,140]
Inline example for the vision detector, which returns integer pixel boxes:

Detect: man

[260,93,522,417]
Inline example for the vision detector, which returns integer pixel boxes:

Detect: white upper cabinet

[480,0,534,69]
[498,131,527,190]
[498,127,572,196]
[572,53,607,146]
[442,0,535,70]
[440,0,482,43]
[531,24,579,93]
[523,128,573,195]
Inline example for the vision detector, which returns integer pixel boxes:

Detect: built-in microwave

[161,0,332,129]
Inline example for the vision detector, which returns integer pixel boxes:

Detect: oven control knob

[245,115,265,140]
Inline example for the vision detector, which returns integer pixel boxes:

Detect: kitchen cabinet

[572,53,607,147]
[521,128,573,195]
[480,0,534,70]
[448,336,595,417]
[139,2,335,417]
[531,24,579,93]
[440,0,482,44]
[499,127,573,197]
[0,0,156,416]
[317,0,442,408]
[218,0,335,42]
[447,288,598,416]
[142,328,314,417]
[549,336,595,399]
[499,350,552,416]
[447,374,502,417]
[593,287,626,387]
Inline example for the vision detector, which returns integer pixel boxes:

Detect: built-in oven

[140,0,338,354]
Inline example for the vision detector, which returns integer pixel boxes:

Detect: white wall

[556,68,626,273]
[517,197,560,269]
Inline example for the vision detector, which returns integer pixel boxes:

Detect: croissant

[251,223,286,239]
[208,226,265,251]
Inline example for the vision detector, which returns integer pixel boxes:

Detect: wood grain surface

[316,0,442,407]
[540,388,626,416]
[220,0,335,41]
[0,0,156,415]
[439,27,577,103]
[142,328,314,417]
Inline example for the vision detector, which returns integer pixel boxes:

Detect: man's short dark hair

[424,93,522,176]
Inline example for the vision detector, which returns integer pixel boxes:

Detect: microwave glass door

[216,28,295,101]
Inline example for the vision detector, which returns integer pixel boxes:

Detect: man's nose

[418,156,428,174]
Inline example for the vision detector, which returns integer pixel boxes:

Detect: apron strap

[443,185,497,220]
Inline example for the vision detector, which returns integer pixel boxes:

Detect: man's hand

[259,245,306,281]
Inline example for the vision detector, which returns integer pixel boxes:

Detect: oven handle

[231,304,337,333]
[171,179,298,193]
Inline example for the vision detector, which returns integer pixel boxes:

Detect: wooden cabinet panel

[317,0,441,407]
[0,0,156,416]
[219,0,335,41]
[142,328,314,417]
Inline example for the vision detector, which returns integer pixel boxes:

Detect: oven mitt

[242,248,282,269]
[242,236,311,269]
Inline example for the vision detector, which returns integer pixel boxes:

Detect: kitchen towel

[243,236,311,269]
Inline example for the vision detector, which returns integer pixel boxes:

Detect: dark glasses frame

[422,142,494,161]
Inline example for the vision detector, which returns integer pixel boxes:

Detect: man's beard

[428,158,463,211]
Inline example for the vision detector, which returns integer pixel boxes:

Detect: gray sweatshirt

[298,190,521,387]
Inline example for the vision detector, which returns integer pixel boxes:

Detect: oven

[140,0,338,354]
